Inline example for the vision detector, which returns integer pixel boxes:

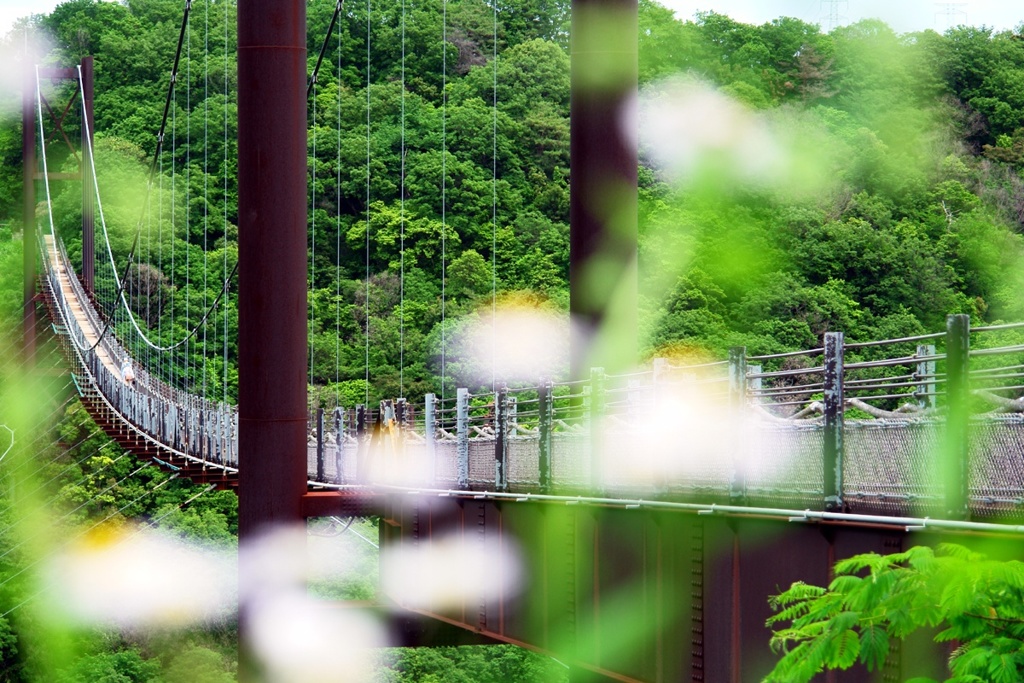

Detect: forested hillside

[634,8,1024,358]
[4,0,1024,402]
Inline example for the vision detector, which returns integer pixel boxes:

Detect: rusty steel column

[81,56,95,294]
[944,314,970,520]
[23,64,37,362]
[237,0,308,538]
[823,332,845,512]
[569,0,637,377]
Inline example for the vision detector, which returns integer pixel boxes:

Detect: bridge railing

[309,320,1024,521]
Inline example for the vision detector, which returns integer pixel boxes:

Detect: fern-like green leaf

[834,552,880,576]
[988,654,1018,683]
[936,543,981,562]
[827,628,860,669]
[951,644,993,677]
[766,544,1024,683]
[858,624,889,671]
[940,574,981,618]
[766,598,816,627]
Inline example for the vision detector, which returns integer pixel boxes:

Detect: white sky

[0,0,55,37]
[1,0,1021,37]
[658,0,1019,33]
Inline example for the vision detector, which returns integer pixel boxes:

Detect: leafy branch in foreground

[764,543,1024,683]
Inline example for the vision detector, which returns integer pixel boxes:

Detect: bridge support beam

[236,1,308,677]
[236,0,308,533]
[425,393,437,485]
[23,64,36,363]
[81,56,95,295]
[379,495,956,682]
[569,0,638,376]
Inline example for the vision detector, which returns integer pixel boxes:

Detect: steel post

[425,393,436,486]
[916,344,936,411]
[237,0,308,537]
[356,404,366,483]
[652,357,667,405]
[495,385,508,491]
[81,56,95,294]
[589,367,605,492]
[823,332,844,512]
[316,406,325,482]
[945,314,970,519]
[457,388,469,490]
[538,381,553,492]
[396,397,407,428]
[333,406,344,484]
[728,347,747,505]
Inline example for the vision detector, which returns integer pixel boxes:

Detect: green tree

[765,543,1024,683]
[55,648,160,683]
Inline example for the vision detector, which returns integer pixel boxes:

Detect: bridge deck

[42,234,120,380]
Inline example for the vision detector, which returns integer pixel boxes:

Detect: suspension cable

[310,75,318,386]
[75,68,238,357]
[308,0,345,98]
[223,0,230,404]
[441,0,447,402]
[170,57,177,387]
[0,460,151,567]
[203,0,210,400]
[336,13,343,403]
[184,6,192,391]
[364,0,372,408]
[491,0,498,393]
[400,0,407,397]
[40,69,138,358]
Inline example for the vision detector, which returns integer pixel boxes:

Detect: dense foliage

[373,645,569,682]
[765,543,1024,683]
[4,0,1023,406]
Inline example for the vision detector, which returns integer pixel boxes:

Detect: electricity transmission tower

[934,2,968,30]
[820,0,848,31]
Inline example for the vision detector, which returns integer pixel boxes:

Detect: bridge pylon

[22,57,95,362]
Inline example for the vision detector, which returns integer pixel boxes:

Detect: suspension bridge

[34,233,1024,519]
[17,1,1024,681]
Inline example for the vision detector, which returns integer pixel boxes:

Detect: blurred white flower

[361,438,435,488]
[248,590,386,683]
[456,304,569,385]
[0,34,55,105]
[638,76,786,186]
[237,524,389,681]
[43,525,235,628]
[380,533,521,612]
[598,377,741,489]
[237,524,309,603]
